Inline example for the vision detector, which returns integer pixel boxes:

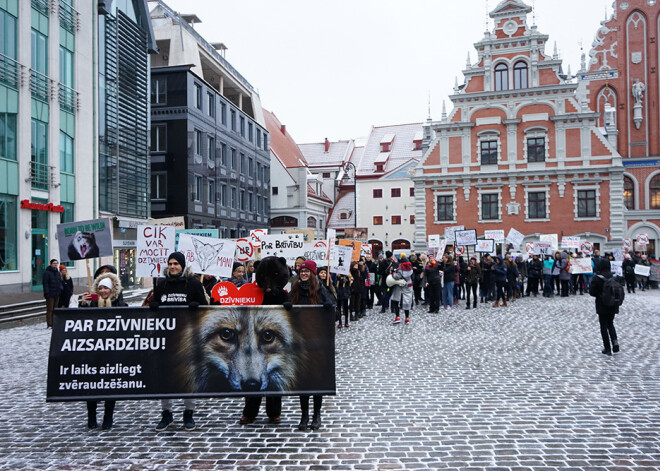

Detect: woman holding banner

[79,271,127,430]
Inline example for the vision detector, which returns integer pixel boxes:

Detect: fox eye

[261,330,276,343]
[218,328,235,341]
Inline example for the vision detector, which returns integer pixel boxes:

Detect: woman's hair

[446,255,454,265]
[289,271,320,304]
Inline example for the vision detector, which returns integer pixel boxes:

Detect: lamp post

[342,161,357,228]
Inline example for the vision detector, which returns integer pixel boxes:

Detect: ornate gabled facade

[415,0,624,253]
[579,0,660,255]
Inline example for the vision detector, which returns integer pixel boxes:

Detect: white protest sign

[438,239,447,255]
[611,261,623,277]
[532,242,553,255]
[540,234,558,251]
[314,240,328,249]
[580,241,594,255]
[454,245,466,256]
[302,243,329,263]
[260,233,305,265]
[455,229,477,246]
[329,245,353,275]
[525,242,535,255]
[136,225,176,277]
[326,228,336,241]
[612,248,623,261]
[569,258,593,274]
[235,238,253,262]
[249,228,268,249]
[177,233,236,278]
[428,234,440,248]
[634,264,651,277]
[360,244,372,258]
[485,230,505,243]
[561,236,580,249]
[476,239,495,253]
[444,225,464,243]
[636,233,650,246]
[506,228,525,248]
[622,238,633,250]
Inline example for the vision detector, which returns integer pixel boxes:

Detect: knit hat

[299,259,317,275]
[167,251,186,269]
[98,278,113,290]
[317,266,328,275]
[59,264,67,272]
[385,251,393,259]
[232,262,244,273]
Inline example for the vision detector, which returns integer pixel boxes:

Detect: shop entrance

[31,208,49,290]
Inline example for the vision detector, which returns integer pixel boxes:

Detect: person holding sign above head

[79,271,127,430]
[150,251,208,432]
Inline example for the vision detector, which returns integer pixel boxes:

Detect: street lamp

[342,161,357,228]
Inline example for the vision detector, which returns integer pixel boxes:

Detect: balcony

[28,161,57,191]
[59,0,79,33]
[30,69,51,102]
[59,83,78,113]
[0,54,19,89]
[31,0,48,15]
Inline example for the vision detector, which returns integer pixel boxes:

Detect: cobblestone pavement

[1,290,659,470]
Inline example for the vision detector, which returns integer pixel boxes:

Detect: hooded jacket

[153,266,209,306]
[83,272,128,307]
[492,258,507,283]
[390,261,414,310]
[558,253,571,281]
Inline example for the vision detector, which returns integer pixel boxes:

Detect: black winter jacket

[589,271,620,315]
[153,267,209,306]
[43,266,63,299]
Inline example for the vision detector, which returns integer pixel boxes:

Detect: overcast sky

[159,0,612,143]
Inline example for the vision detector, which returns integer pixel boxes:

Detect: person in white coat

[390,255,414,324]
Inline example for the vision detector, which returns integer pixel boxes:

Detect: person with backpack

[589,258,624,355]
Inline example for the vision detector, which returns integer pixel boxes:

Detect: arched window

[494,63,508,91]
[307,216,317,228]
[513,61,528,89]
[651,174,660,209]
[623,176,634,210]
[270,216,298,227]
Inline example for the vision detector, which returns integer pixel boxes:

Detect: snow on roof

[374,152,390,164]
[357,123,424,176]
[328,192,355,228]
[263,109,307,168]
[299,140,352,167]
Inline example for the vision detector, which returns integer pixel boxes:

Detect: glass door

[31,230,47,290]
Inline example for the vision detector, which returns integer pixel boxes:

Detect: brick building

[414,0,624,253]
[578,0,660,255]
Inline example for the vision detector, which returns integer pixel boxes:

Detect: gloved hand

[282,301,293,311]
[398,279,407,287]
[323,302,335,311]
[189,301,200,310]
[149,301,159,311]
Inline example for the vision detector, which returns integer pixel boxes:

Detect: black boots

[183,409,196,430]
[101,413,113,430]
[310,410,321,430]
[473,300,477,308]
[88,401,114,430]
[298,411,309,431]
[155,410,174,431]
[612,340,620,353]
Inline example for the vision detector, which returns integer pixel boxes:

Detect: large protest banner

[57,218,113,262]
[569,258,593,274]
[175,229,219,249]
[177,234,236,278]
[47,306,336,401]
[260,233,304,264]
[136,225,176,277]
[650,261,660,282]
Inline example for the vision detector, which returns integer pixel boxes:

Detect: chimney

[280,125,286,134]
[324,138,330,153]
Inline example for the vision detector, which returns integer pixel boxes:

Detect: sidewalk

[0,287,149,307]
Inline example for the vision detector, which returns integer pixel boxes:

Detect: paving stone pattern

[1,291,659,470]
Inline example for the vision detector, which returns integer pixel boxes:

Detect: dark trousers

[380,286,391,311]
[598,312,617,351]
[367,286,375,308]
[495,281,506,302]
[413,283,423,304]
[45,297,58,327]
[427,284,440,312]
[350,292,360,318]
[243,396,282,419]
[553,275,560,293]
[337,299,349,324]
[87,400,115,420]
[300,395,322,414]
[527,277,539,295]
[560,279,569,297]
[466,282,478,305]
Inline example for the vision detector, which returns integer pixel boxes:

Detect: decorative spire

[466,52,471,69]
[441,100,447,121]
[553,41,558,60]
[532,0,536,25]
[427,91,432,120]
[453,76,459,93]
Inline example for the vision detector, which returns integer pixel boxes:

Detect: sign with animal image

[260,233,305,265]
[46,306,336,401]
[328,245,353,276]
[175,229,219,250]
[136,225,176,277]
[211,281,264,305]
[177,233,237,278]
[338,239,362,262]
[57,218,113,262]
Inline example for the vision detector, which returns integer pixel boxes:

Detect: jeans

[442,281,455,307]
[162,398,195,411]
[543,275,553,297]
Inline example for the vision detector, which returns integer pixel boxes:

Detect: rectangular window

[59,46,73,88]
[577,190,596,218]
[220,184,227,206]
[221,143,227,166]
[391,188,401,197]
[263,134,269,151]
[481,140,498,165]
[151,77,166,105]
[208,179,216,204]
[151,173,167,200]
[230,110,236,131]
[373,189,383,198]
[194,83,202,109]
[207,136,215,162]
[481,193,499,220]
[240,153,246,174]
[257,195,262,214]
[31,29,47,74]
[248,158,254,177]
[220,102,227,125]
[195,130,202,155]
[391,215,401,224]
[59,202,75,267]
[194,176,203,202]
[248,122,253,142]
[272,187,278,195]
[150,124,166,152]
[231,148,237,169]
[31,119,48,165]
[373,216,383,225]
[257,162,262,181]
[59,132,74,173]
[528,191,546,219]
[0,9,17,60]
[410,215,415,224]
[231,188,237,208]
[527,137,545,162]
[240,116,245,137]
[409,187,415,197]
[207,92,215,117]
[0,112,17,161]
[436,195,453,221]
[248,193,253,212]
[257,129,262,148]
[0,195,18,271]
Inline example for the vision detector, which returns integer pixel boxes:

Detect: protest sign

[455,229,477,246]
[438,239,447,255]
[561,236,580,249]
[532,242,553,256]
[444,225,465,243]
[540,234,558,251]
[569,258,593,274]
[136,225,176,277]
[249,229,268,249]
[57,218,113,262]
[338,239,362,262]
[484,230,505,242]
[580,241,594,255]
[476,239,494,253]
[148,216,185,229]
[344,227,368,243]
[302,243,329,263]
[612,248,623,261]
[211,282,264,305]
[525,242,535,255]
[622,238,633,250]
[634,264,651,277]
[454,245,466,256]
[506,228,525,248]
[234,238,253,262]
[611,261,623,277]
[285,228,315,242]
[329,245,353,275]
[650,261,660,282]
[636,233,649,246]
[428,234,440,248]
[360,244,372,258]
[177,233,236,278]
[260,234,305,264]
[175,229,218,250]
[46,306,336,401]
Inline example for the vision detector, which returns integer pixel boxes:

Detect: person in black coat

[492,256,508,307]
[152,252,208,432]
[526,255,542,297]
[424,255,442,313]
[589,259,620,355]
[43,259,63,328]
[58,265,74,308]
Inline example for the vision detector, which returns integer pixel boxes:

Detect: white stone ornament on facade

[506,201,521,216]
[631,51,642,64]
[503,20,518,36]
[632,79,646,129]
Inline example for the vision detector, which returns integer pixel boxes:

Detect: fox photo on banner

[47,306,336,401]
[57,218,113,262]
[177,233,237,279]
